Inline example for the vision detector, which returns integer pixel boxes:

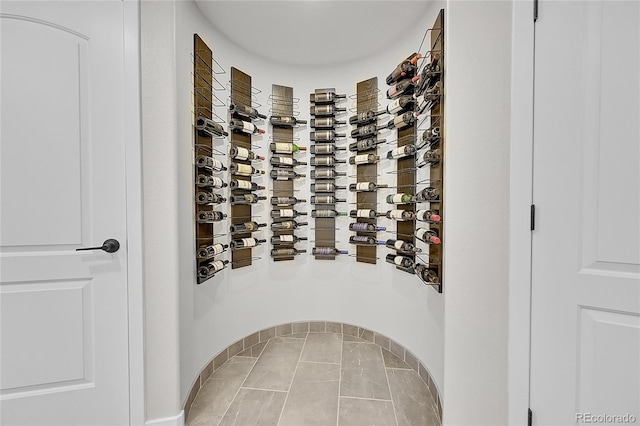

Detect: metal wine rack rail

[193,34,229,284]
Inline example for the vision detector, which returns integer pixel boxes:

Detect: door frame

[123,1,145,424]
[508,0,535,425]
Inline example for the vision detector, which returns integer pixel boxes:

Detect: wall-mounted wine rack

[269,84,308,260]
[193,34,229,284]
[310,88,348,259]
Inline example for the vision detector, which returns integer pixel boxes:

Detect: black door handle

[76,239,120,253]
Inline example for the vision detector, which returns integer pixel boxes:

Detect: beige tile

[382,348,411,369]
[279,362,340,426]
[237,347,253,357]
[228,339,244,358]
[389,340,404,360]
[343,334,368,343]
[292,322,309,333]
[340,342,391,400]
[358,327,375,342]
[199,360,214,384]
[252,340,268,357]
[301,333,342,364]
[419,363,432,390]
[387,368,439,426]
[241,338,304,391]
[218,388,286,426]
[404,350,419,372]
[244,331,259,349]
[276,323,293,336]
[338,397,396,426]
[309,321,326,332]
[213,349,228,371]
[187,357,256,426]
[259,327,276,342]
[374,333,391,351]
[342,324,358,337]
[284,332,308,339]
[325,322,342,334]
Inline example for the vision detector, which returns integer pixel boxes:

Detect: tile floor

[187,331,440,426]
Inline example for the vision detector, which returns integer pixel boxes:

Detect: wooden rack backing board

[356,78,379,264]
[271,84,295,262]
[230,67,253,269]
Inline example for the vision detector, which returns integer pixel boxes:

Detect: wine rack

[353,78,381,264]
[310,88,347,260]
[229,67,266,269]
[269,85,307,261]
[413,9,445,292]
[193,34,229,284]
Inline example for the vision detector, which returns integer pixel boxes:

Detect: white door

[530,1,640,425]
[0,2,130,425]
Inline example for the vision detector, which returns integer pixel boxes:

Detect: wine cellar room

[140,1,513,425]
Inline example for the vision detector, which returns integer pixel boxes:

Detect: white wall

[443,1,512,425]
[174,0,446,411]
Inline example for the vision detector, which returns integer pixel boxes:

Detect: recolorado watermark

[576,413,637,424]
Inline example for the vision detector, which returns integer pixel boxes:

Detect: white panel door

[0,2,130,425]
[530,1,640,425]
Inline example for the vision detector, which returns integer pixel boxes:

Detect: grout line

[384,366,413,370]
[336,332,344,426]
[339,395,395,403]
[297,360,341,366]
[275,331,308,426]
[239,386,288,393]
[381,346,400,426]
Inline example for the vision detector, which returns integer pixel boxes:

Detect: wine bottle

[311,209,347,218]
[386,144,417,160]
[385,253,415,269]
[270,196,306,206]
[348,110,385,126]
[310,91,347,103]
[196,175,228,188]
[350,124,387,140]
[416,209,441,223]
[197,210,227,223]
[386,77,419,100]
[310,144,346,155]
[230,237,267,249]
[349,154,380,165]
[310,195,346,204]
[197,243,229,260]
[415,186,440,202]
[385,239,421,253]
[309,104,347,116]
[229,179,265,191]
[310,182,346,193]
[415,263,440,284]
[230,146,264,161]
[270,248,307,257]
[271,209,308,219]
[385,210,416,221]
[229,103,267,120]
[230,194,266,204]
[310,130,346,142]
[229,119,265,135]
[310,169,346,180]
[230,162,265,176]
[386,53,422,85]
[309,156,346,167]
[419,149,441,166]
[386,193,415,204]
[270,234,308,245]
[349,209,381,218]
[271,220,308,231]
[415,93,441,115]
[269,142,307,154]
[415,69,442,97]
[421,126,440,144]
[269,115,308,128]
[196,155,227,172]
[197,260,229,278]
[349,235,385,246]
[270,156,307,167]
[386,96,415,115]
[229,221,267,233]
[196,192,227,205]
[349,222,386,232]
[310,117,346,128]
[312,247,348,256]
[348,182,389,192]
[348,137,387,152]
[415,228,441,244]
[270,169,306,180]
[195,116,228,138]
[386,112,417,131]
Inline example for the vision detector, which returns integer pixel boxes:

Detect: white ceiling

[194,1,433,66]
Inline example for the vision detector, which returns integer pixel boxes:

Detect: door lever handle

[76,239,120,253]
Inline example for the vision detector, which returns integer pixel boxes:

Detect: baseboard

[145,411,184,426]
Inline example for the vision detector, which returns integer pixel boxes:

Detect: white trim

[145,411,185,426]
[123,1,145,425]
[508,0,535,425]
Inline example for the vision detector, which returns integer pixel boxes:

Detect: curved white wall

[174,0,446,410]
